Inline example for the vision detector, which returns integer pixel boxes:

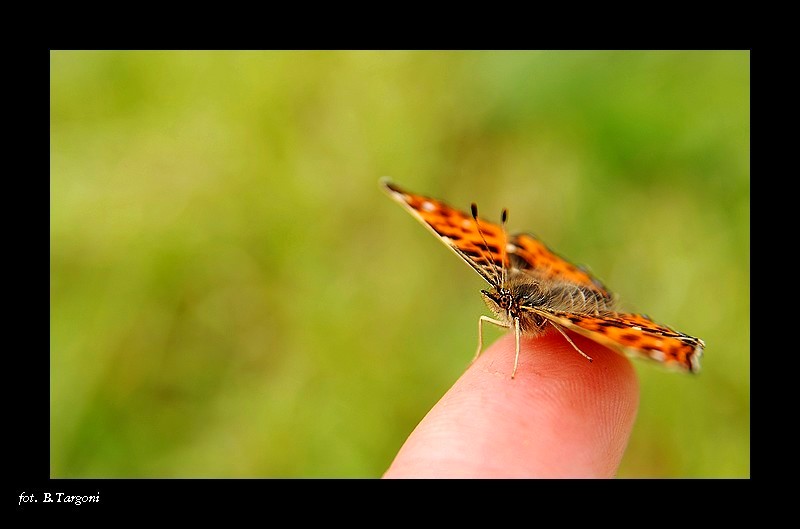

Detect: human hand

[383,331,639,478]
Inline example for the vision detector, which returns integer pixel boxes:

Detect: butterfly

[381,178,704,378]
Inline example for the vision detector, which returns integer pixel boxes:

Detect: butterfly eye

[481,289,500,305]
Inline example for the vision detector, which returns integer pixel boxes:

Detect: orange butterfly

[382,179,704,378]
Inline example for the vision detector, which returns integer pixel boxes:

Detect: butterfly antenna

[471,203,502,286]
[500,208,509,286]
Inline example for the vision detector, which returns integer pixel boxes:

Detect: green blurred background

[50,50,749,478]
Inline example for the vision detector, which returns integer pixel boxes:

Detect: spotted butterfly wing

[529,310,704,373]
[381,179,508,284]
[507,233,609,295]
[382,180,606,289]
[510,231,704,373]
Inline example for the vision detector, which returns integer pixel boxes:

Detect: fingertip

[384,331,639,478]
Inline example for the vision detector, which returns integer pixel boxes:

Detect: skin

[383,330,639,478]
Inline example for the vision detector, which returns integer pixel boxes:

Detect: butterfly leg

[511,317,520,379]
[549,321,593,363]
[475,316,521,379]
[474,315,510,362]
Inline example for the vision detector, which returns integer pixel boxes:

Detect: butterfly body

[482,272,617,334]
[381,179,704,376]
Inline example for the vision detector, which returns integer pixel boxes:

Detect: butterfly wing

[508,233,610,298]
[383,179,704,373]
[382,179,507,285]
[509,227,701,372]
[532,309,704,373]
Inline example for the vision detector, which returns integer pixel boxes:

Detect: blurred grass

[50,50,749,478]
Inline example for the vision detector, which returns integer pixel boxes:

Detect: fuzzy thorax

[481,273,617,334]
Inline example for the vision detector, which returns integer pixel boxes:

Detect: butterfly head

[481,280,553,330]
[480,286,525,322]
